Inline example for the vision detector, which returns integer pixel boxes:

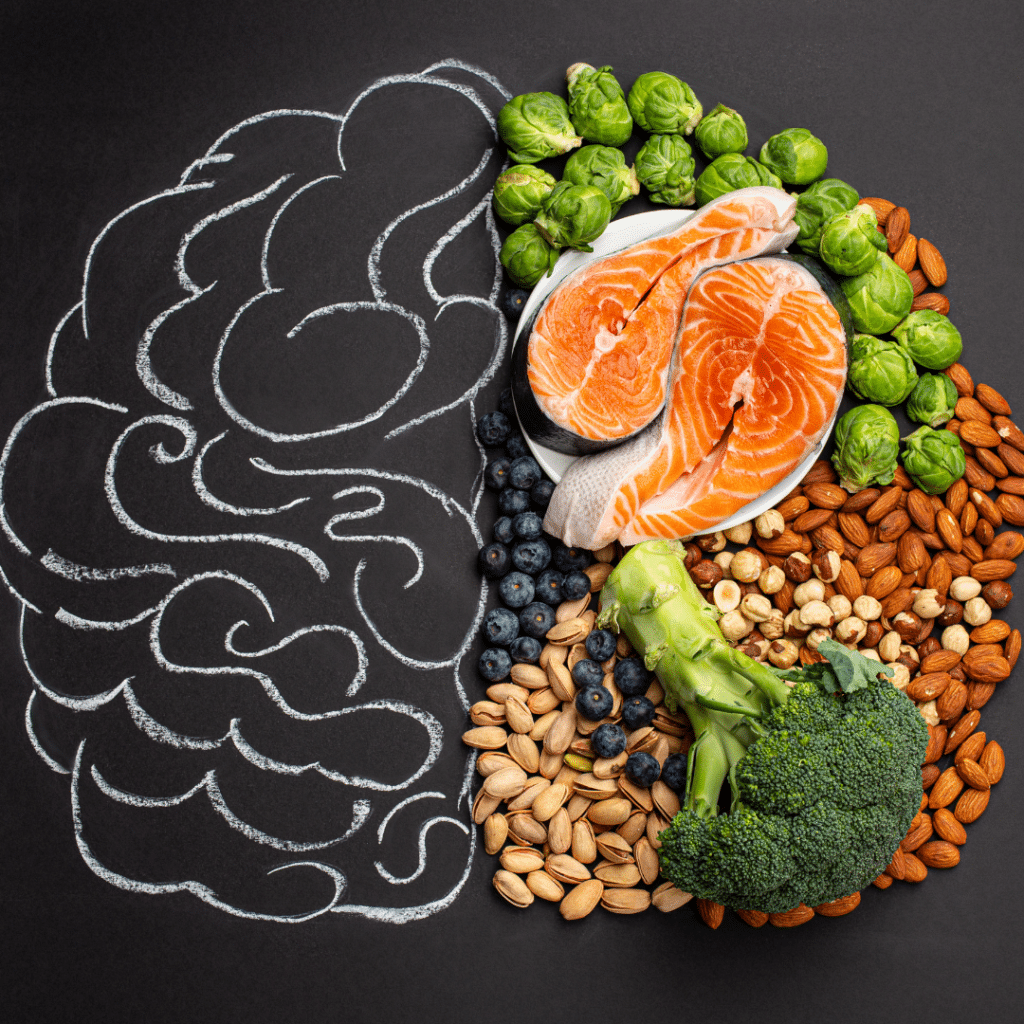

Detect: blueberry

[575,684,613,721]
[519,601,556,639]
[484,457,511,491]
[477,411,511,448]
[625,751,661,788]
[477,542,511,580]
[505,434,530,461]
[561,571,591,602]
[512,511,544,541]
[530,479,555,508]
[621,694,656,730]
[498,571,535,609]
[482,606,519,646]
[498,487,531,516]
[511,538,551,575]
[493,516,515,545]
[590,723,627,759]
[613,657,649,697]
[533,568,564,606]
[571,658,604,689]
[509,456,542,491]
[585,628,617,663]
[552,543,592,574]
[509,636,542,664]
[498,387,516,419]
[661,753,688,792]
[501,288,530,322]
[478,648,512,682]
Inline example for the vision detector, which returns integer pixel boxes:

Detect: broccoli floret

[597,540,929,914]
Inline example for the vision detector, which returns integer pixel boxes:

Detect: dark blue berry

[498,387,516,418]
[571,659,604,689]
[561,571,591,602]
[478,648,512,682]
[498,487,531,516]
[613,657,649,697]
[621,695,656,730]
[552,543,592,574]
[501,288,531,322]
[477,411,511,448]
[477,543,511,580]
[530,479,555,508]
[625,751,661,788]
[493,516,515,545]
[505,434,530,461]
[484,457,511,490]
[511,538,551,575]
[533,568,564,606]
[509,636,542,664]
[575,684,613,721]
[661,753,688,792]
[590,723,627,759]
[498,572,535,609]
[585,629,617,663]
[482,606,519,646]
[512,511,544,541]
[519,601,557,638]
[509,456,542,491]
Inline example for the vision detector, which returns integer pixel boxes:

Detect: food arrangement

[467,64,1014,927]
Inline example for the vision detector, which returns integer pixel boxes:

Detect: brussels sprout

[847,334,919,406]
[500,224,558,288]
[831,404,901,493]
[565,63,633,146]
[533,181,612,252]
[758,127,828,186]
[901,425,966,494]
[693,103,748,159]
[493,165,557,226]
[626,72,703,135]
[563,145,639,212]
[793,179,860,256]
[839,252,915,335]
[819,205,887,277]
[497,92,583,164]
[891,309,963,370]
[906,373,959,428]
[634,134,697,207]
[693,153,782,206]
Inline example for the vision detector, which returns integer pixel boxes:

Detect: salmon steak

[512,187,800,456]
[545,255,849,548]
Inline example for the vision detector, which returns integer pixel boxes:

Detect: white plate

[510,209,839,536]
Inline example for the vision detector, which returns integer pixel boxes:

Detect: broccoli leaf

[769,639,892,695]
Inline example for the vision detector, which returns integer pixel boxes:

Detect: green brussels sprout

[533,181,612,252]
[492,165,557,226]
[634,134,697,207]
[831,404,901,493]
[891,309,963,370]
[906,373,959,428]
[818,205,887,277]
[500,224,558,288]
[693,103,748,159]
[839,252,915,335]
[563,145,639,212]
[758,127,828,186]
[793,179,860,256]
[626,72,703,135]
[846,334,919,406]
[901,425,966,494]
[693,153,782,206]
[565,63,633,146]
[497,92,583,164]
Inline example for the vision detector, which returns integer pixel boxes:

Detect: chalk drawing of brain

[0,62,512,921]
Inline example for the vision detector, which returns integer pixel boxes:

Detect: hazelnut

[834,615,867,644]
[759,608,785,641]
[981,580,1013,609]
[719,610,755,641]
[805,627,832,651]
[722,522,753,546]
[892,611,922,642]
[758,564,786,595]
[713,550,735,576]
[935,598,963,628]
[862,620,885,648]
[827,594,852,620]
[917,700,941,726]
[917,637,943,660]
[852,595,883,621]
[696,531,726,553]
[683,544,702,569]
[811,548,841,583]
[712,579,741,613]
[797,599,834,628]
[767,639,800,669]
[782,551,812,583]
[739,593,773,623]
[962,596,992,627]
[754,509,785,539]
[949,576,982,602]
[793,579,826,607]
[689,561,723,589]
[941,624,970,656]
[860,648,882,662]
[783,609,811,639]
[912,588,946,620]
[878,630,902,663]
[729,549,763,584]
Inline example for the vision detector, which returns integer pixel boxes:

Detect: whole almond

[907,672,951,702]
[872,873,895,890]
[865,563,903,600]
[956,396,993,424]
[859,197,895,225]
[928,766,965,809]
[944,363,975,398]
[984,529,1024,561]
[835,559,865,601]
[907,268,928,296]
[917,840,960,869]
[995,493,1024,526]
[975,383,1011,416]
[893,232,917,272]
[838,511,872,548]
[956,758,990,791]
[935,508,963,553]
[695,898,725,929]
[997,475,1024,495]
[813,892,862,917]
[997,443,1024,475]
[770,904,815,927]
[970,619,1011,644]
[926,555,953,597]
[886,845,908,880]
[932,807,967,845]
[964,653,1011,684]
[954,787,990,823]
[902,852,928,883]
[857,542,897,577]
[920,649,961,674]
[902,816,933,852]
[735,907,770,926]
[865,486,902,523]
[896,530,927,572]
[885,206,910,252]
[979,740,1006,784]
[912,292,950,315]
[936,678,968,722]
[906,489,937,532]
[793,508,836,532]
[953,726,986,762]
[970,558,1017,582]
[917,237,948,286]
[959,419,1001,448]
[964,457,997,492]
[993,415,1024,451]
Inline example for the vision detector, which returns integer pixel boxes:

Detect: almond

[893,232,917,272]
[970,619,1011,644]
[997,443,1024,476]
[802,482,848,509]
[865,563,903,600]
[936,678,967,722]
[859,197,895,225]
[995,493,1024,526]
[993,415,1024,451]
[695,898,725,929]
[906,672,951,702]
[917,840,960,869]
[959,419,1002,449]
[769,904,815,928]
[956,396,993,424]
[975,382,1012,416]
[912,292,950,315]
[907,268,928,296]
[952,725,986,761]
[916,237,948,287]
[857,543,897,577]
[907,489,937,532]
[964,457,997,492]
[979,740,1006,784]
[813,892,862,917]
[956,757,990,791]
[792,508,836,533]
[962,652,1011,684]
[928,766,965,809]
[932,807,967,846]
[902,815,933,851]
[945,477,969,516]
[954,787,990,823]
[871,872,895,889]
[970,558,1017,582]
[835,559,865,601]
[920,649,961,674]
[902,852,928,883]
[934,508,963,553]
[896,530,927,572]
[838,511,872,548]
[865,486,903,524]
[996,475,1024,495]
[885,205,910,253]
[944,363,975,398]
[735,907,769,927]
[1005,628,1020,668]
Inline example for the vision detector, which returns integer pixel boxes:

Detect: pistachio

[493,869,534,908]
[571,818,598,863]
[651,881,693,912]
[593,861,642,888]
[559,878,604,920]
[499,845,546,874]
[483,813,508,855]
[545,853,592,885]
[601,887,653,914]
[525,870,564,902]
[634,836,661,885]
[595,831,635,864]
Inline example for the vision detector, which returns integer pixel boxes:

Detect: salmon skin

[545,255,849,548]
[512,187,799,456]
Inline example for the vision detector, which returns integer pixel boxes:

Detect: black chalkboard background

[3,1,1023,1020]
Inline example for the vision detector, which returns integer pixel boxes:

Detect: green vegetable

[759,127,828,185]
[499,224,558,287]
[492,165,557,226]
[497,92,583,164]
[793,179,860,256]
[626,71,703,135]
[846,333,918,406]
[831,403,901,492]
[633,134,697,207]
[906,373,959,428]
[891,309,963,370]
[902,426,966,494]
[839,252,915,335]
[563,145,639,212]
[565,63,633,146]
[693,153,781,207]
[819,205,887,277]
[533,181,612,252]
[693,103,748,159]
[597,541,927,914]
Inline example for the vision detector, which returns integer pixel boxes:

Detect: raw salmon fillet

[523,187,799,450]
